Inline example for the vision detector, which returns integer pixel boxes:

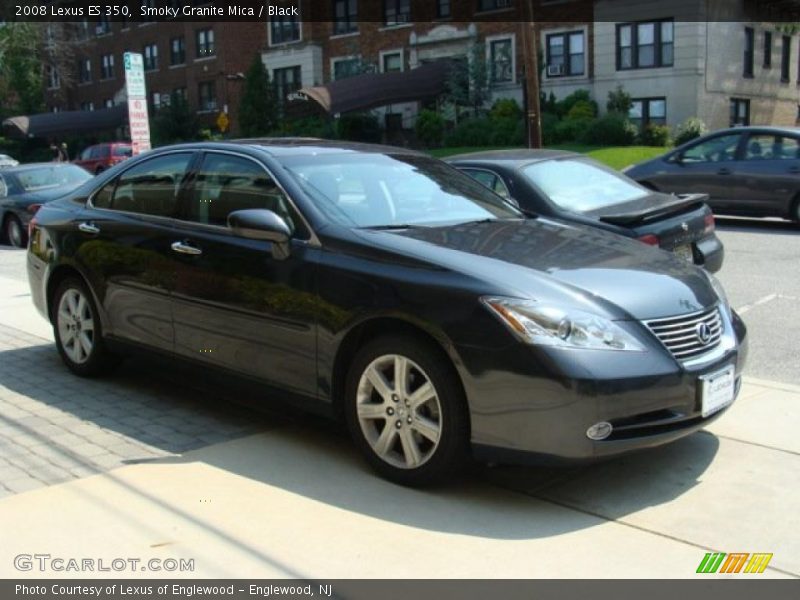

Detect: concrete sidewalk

[0,269,798,579]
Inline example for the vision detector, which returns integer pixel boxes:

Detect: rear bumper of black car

[461,309,747,466]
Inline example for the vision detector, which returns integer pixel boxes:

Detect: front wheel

[4,215,26,248]
[344,335,469,486]
[53,278,120,376]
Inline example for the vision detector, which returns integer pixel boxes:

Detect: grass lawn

[431,144,669,170]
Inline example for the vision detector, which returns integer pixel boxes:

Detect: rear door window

[461,168,511,199]
[109,153,193,217]
[743,134,800,161]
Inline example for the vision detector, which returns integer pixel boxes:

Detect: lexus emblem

[681,222,689,232]
[695,322,712,345]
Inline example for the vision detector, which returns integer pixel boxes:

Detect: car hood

[358,218,717,320]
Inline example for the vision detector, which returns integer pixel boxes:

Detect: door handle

[717,168,731,175]
[171,241,202,256]
[78,222,100,234]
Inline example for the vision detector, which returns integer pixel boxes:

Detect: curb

[743,376,800,394]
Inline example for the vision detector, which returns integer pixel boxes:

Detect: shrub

[279,116,336,139]
[556,89,597,118]
[673,117,707,147]
[444,117,495,147]
[606,84,633,115]
[415,109,446,148]
[555,117,592,143]
[580,113,637,146]
[336,112,382,143]
[541,112,561,145]
[490,117,525,146]
[566,99,597,121]
[639,123,671,146]
[490,98,522,121]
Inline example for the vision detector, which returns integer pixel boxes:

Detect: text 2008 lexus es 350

[27,140,747,486]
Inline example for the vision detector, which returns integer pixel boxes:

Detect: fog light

[586,421,613,441]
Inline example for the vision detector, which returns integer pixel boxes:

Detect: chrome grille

[645,307,723,362]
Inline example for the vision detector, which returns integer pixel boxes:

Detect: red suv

[74,142,132,174]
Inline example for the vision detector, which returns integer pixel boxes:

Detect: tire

[4,214,26,248]
[344,334,469,486]
[52,277,120,377]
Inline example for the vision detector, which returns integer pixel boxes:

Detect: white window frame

[380,48,404,73]
[485,33,516,86]
[330,55,361,80]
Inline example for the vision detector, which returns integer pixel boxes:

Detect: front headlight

[481,297,646,352]
[705,272,732,319]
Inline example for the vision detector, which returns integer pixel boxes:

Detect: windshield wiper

[361,224,426,231]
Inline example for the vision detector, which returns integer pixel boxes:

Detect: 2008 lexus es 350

[27,140,747,486]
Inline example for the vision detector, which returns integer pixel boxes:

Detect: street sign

[216,111,230,133]
[124,52,151,155]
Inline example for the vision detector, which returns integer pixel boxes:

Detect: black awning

[2,105,129,139]
[293,60,454,115]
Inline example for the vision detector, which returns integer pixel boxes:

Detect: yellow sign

[216,111,230,133]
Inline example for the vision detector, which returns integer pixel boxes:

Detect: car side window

[0,175,7,198]
[461,168,511,199]
[80,147,93,161]
[187,153,301,234]
[682,134,741,163]
[109,153,192,217]
[744,134,800,161]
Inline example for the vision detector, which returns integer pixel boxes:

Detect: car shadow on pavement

[1,340,720,540]
[715,216,799,234]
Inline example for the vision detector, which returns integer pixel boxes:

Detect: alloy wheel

[355,354,442,469]
[56,288,95,365]
[6,217,23,248]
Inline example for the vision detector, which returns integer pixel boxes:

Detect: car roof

[445,148,581,165]
[704,126,800,137]
[0,162,78,173]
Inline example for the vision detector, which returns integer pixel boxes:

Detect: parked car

[448,150,724,272]
[27,140,747,486]
[74,142,133,175]
[0,154,19,168]
[0,163,92,247]
[625,126,800,223]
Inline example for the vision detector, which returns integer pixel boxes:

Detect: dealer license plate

[700,364,735,418]
[673,244,693,263]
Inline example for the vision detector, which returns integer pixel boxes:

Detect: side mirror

[668,152,684,165]
[228,209,292,259]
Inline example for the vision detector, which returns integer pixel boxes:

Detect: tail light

[26,203,42,214]
[704,213,715,234]
[637,233,660,246]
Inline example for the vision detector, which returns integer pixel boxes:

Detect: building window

[617,20,673,70]
[170,37,185,65]
[172,87,187,104]
[489,38,513,84]
[143,43,158,71]
[270,17,301,44]
[546,31,584,77]
[274,66,302,104]
[730,98,750,126]
[101,53,114,79]
[140,0,155,22]
[478,0,513,12]
[150,91,162,113]
[95,15,111,36]
[781,35,791,82]
[384,0,410,26]
[382,52,403,73]
[196,29,215,58]
[333,57,361,80]
[198,81,217,111]
[78,58,92,83]
[629,97,666,129]
[764,31,772,68]
[80,101,94,112]
[437,0,451,18]
[743,27,754,77]
[46,65,60,89]
[332,0,358,35]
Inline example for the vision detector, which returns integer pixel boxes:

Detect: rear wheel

[53,278,120,376]
[344,335,469,486]
[4,215,26,248]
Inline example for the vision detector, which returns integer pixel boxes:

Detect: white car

[0,154,20,168]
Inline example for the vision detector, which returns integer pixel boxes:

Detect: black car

[27,140,747,486]
[624,126,800,223]
[0,163,92,248]
[447,150,724,272]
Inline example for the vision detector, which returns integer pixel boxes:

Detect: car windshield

[281,153,522,228]
[16,165,92,192]
[522,158,648,212]
[112,145,133,157]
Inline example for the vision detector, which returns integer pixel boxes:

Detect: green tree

[446,43,490,120]
[238,55,277,137]
[606,84,633,115]
[151,92,199,145]
[0,22,46,116]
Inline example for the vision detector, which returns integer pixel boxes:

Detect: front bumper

[459,309,747,466]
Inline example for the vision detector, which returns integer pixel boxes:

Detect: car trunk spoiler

[598,193,709,226]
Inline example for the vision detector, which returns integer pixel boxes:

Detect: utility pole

[521,0,542,148]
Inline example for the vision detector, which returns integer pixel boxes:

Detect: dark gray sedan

[448,149,724,272]
[0,163,92,247]
[625,126,800,223]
